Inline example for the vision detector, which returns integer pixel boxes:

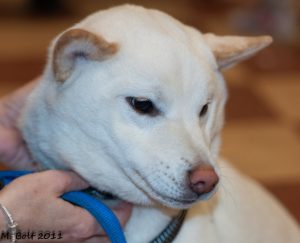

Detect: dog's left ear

[203,33,273,69]
[52,28,119,82]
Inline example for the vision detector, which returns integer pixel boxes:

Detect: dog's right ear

[52,28,119,82]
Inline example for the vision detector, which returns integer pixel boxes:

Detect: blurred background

[0,0,299,222]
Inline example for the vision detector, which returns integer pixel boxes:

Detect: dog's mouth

[86,186,197,208]
[150,190,199,208]
[146,182,205,208]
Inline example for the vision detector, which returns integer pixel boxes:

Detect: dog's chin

[149,194,199,209]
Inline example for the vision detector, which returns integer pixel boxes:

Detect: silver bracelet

[0,203,18,243]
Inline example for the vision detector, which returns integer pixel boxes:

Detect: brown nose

[188,165,219,196]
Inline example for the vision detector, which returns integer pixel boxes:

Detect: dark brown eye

[126,97,158,116]
[199,103,209,117]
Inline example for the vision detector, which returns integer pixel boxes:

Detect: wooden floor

[0,0,299,224]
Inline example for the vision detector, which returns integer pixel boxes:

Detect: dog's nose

[188,165,219,196]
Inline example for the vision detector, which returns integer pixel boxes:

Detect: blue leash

[0,170,127,243]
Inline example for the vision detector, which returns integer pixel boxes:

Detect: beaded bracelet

[0,203,17,243]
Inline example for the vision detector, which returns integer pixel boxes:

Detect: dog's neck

[125,205,182,243]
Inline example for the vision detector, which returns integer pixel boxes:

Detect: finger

[87,201,133,235]
[111,201,133,227]
[68,206,107,239]
[0,128,35,169]
[6,79,39,107]
[0,79,39,124]
[40,170,89,195]
[0,128,19,159]
[67,201,132,239]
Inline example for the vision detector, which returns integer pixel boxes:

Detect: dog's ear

[52,28,118,82]
[203,33,273,69]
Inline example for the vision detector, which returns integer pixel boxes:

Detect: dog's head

[21,5,272,208]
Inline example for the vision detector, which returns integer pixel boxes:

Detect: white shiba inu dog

[20,4,300,243]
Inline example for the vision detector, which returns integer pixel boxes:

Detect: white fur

[20,5,300,243]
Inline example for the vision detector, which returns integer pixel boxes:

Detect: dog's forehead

[77,5,217,94]
[79,5,192,41]
[77,5,215,66]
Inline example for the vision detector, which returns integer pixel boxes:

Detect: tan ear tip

[259,35,274,46]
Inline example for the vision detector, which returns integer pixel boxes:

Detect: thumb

[40,170,90,195]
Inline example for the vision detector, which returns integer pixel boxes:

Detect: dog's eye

[126,97,158,116]
[199,103,209,117]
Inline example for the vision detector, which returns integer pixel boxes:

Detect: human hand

[0,170,132,242]
[0,79,38,169]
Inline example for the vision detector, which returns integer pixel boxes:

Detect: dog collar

[150,209,187,243]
